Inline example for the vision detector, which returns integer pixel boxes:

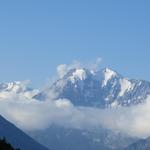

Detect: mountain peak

[102,68,117,87]
[102,68,117,76]
[34,67,150,108]
[0,81,39,99]
[68,69,87,83]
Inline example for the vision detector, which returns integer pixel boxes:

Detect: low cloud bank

[0,89,150,138]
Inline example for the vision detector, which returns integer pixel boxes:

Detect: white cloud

[88,57,102,70]
[56,60,82,78]
[57,64,68,78]
[56,57,102,78]
[1,91,150,138]
[55,99,73,108]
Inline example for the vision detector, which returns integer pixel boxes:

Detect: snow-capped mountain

[0,81,39,100]
[34,68,150,108]
[29,68,150,150]
[0,68,149,150]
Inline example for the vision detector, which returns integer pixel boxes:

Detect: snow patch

[119,79,132,97]
[111,101,118,108]
[102,68,117,87]
[55,99,73,108]
[70,69,87,83]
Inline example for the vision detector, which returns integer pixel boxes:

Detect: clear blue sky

[0,0,150,87]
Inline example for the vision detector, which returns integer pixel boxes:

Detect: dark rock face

[0,115,49,150]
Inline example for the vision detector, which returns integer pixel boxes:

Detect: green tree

[0,137,21,150]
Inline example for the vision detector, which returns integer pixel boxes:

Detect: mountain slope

[124,137,150,150]
[29,125,137,150]
[34,68,150,108]
[0,115,49,150]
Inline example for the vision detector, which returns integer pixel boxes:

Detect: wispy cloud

[56,57,102,78]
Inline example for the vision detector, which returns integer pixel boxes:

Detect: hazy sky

[0,0,150,87]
